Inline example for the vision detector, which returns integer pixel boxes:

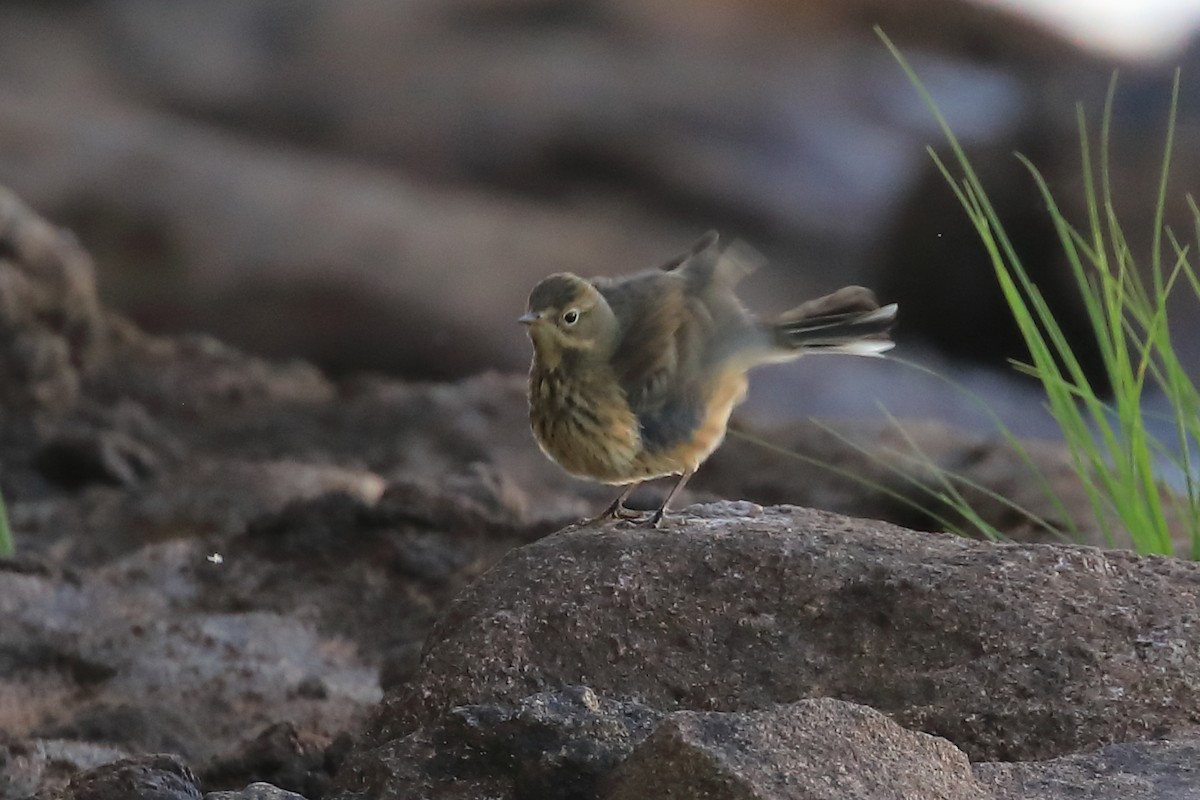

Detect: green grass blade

[726,426,968,535]
[0,490,13,558]
[881,28,1200,554]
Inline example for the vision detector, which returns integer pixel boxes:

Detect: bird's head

[519,273,617,366]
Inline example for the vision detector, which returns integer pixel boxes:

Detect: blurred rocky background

[2,0,1199,439]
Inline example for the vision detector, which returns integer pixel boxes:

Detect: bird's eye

[562,309,579,325]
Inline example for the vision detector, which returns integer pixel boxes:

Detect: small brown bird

[520,231,896,525]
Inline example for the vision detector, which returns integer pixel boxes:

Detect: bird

[519,231,897,526]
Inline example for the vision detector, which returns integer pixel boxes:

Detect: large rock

[335,691,1200,800]
[378,505,1200,762]
[335,686,661,800]
[606,698,984,800]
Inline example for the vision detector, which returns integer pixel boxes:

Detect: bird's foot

[613,506,648,521]
[588,501,647,525]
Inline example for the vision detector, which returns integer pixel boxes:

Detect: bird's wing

[672,231,761,296]
[598,233,762,452]
[600,274,708,452]
[655,229,719,273]
[603,271,685,412]
[671,232,765,369]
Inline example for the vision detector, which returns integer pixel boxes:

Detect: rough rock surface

[0,544,380,765]
[606,698,984,800]
[0,185,107,411]
[380,505,1200,763]
[204,784,310,800]
[199,723,331,800]
[977,737,1200,799]
[51,754,202,800]
[1,739,135,800]
[335,686,661,800]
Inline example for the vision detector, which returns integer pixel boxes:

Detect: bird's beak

[518,311,540,325]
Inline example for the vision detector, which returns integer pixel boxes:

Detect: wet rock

[334,686,661,800]
[380,506,1200,762]
[58,754,201,800]
[606,698,984,800]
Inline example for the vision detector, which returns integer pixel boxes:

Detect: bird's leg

[648,470,694,527]
[597,482,643,521]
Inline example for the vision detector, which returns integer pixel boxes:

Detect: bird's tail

[771,286,897,356]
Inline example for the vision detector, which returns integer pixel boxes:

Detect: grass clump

[880,30,1200,556]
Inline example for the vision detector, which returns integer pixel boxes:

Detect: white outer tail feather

[813,301,897,357]
[812,339,895,357]
[860,303,899,325]
[792,302,898,357]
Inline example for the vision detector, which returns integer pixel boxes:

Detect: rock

[33,428,160,489]
[200,723,327,800]
[36,703,206,765]
[976,737,1200,799]
[19,458,386,564]
[333,686,661,800]
[0,185,106,412]
[87,331,336,417]
[0,738,134,800]
[58,754,201,800]
[379,506,1200,762]
[0,540,380,767]
[375,465,534,537]
[206,484,532,659]
[606,698,984,800]
[204,783,309,800]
